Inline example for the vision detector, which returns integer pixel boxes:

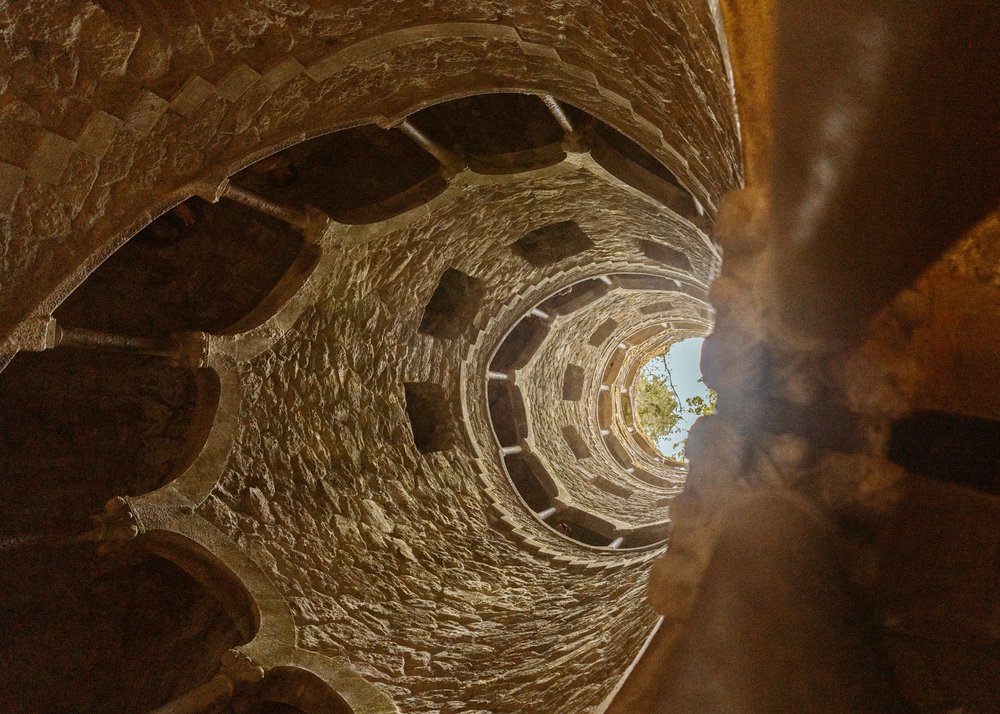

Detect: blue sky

[639,337,708,458]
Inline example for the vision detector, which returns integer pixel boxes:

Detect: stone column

[146,650,265,714]
[396,118,466,176]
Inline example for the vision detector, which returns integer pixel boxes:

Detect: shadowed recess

[404,382,455,454]
[419,268,485,340]
[511,221,595,268]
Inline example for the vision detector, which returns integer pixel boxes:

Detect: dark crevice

[888,412,1000,495]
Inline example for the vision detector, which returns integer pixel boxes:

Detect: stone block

[216,63,261,101]
[170,76,217,118]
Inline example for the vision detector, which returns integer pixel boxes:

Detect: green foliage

[670,380,717,459]
[637,367,717,461]
[636,372,681,442]
[684,382,717,418]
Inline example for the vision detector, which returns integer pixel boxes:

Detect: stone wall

[0,0,738,344]
[0,3,746,712]
[197,160,710,711]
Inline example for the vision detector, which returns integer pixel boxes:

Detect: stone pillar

[221,182,312,230]
[537,506,558,520]
[540,95,575,135]
[44,323,211,368]
[75,497,142,554]
[146,650,264,714]
[0,497,144,556]
[57,325,179,358]
[396,119,465,176]
[540,95,589,152]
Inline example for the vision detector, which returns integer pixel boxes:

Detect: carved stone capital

[170,331,212,369]
[219,650,266,687]
[4,315,60,353]
[297,205,335,244]
[89,496,142,553]
[561,131,591,155]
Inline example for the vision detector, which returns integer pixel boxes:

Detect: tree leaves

[635,364,716,460]
[637,372,682,442]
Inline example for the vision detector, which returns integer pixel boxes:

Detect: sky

[639,337,709,458]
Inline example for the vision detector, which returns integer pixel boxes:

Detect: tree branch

[658,354,683,407]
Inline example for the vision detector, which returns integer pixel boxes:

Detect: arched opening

[0,541,246,713]
[413,92,567,173]
[54,197,306,337]
[231,123,444,224]
[0,348,219,525]
[242,666,353,714]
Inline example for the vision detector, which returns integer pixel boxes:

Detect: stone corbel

[146,649,265,714]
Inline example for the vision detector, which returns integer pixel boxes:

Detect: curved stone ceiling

[3,3,998,714]
[0,0,791,709]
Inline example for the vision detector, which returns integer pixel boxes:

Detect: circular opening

[635,337,716,460]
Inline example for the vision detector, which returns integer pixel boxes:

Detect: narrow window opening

[511,221,594,267]
[412,93,564,157]
[641,300,675,315]
[490,316,550,371]
[549,516,607,547]
[504,453,554,512]
[419,268,485,339]
[540,279,610,315]
[615,273,676,292]
[561,425,591,459]
[593,475,632,499]
[488,382,529,446]
[589,318,619,347]
[638,239,692,272]
[403,382,454,453]
[562,364,585,401]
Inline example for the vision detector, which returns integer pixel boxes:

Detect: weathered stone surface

[3,4,995,714]
[0,0,739,340]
